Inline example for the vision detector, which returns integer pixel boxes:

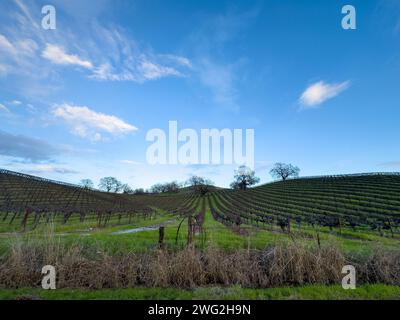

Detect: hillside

[210,173,400,233]
[1,169,400,233]
[0,169,190,228]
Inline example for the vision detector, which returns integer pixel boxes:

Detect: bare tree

[121,184,134,194]
[269,163,300,181]
[230,165,260,190]
[79,179,94,189]
[133,188,146,195]
[98,177,122,193]
[149,181,180,193]
[186,175,214,196]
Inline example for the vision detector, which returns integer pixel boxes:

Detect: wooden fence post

[187,215,194,248]
[158,226,165,249]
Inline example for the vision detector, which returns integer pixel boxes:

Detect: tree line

[79,162,301,194]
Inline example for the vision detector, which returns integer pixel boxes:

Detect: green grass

[0,284,398,300]
[0,208,398,255]
[200,209,399,254]
[0,209,399,301]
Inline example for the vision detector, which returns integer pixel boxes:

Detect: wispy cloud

[14,0,41,30]
[0,130,60,162]
[87,25,189,82]
[0,99,39,115]
[197,58,238,111]
[52,103,137,141]
[255,160,274,172]
[379,161,400,169]
[0,1,191,90]
[9,100,22,106]
[299,81,350,108]
[159,54,193,69]
[42,44,93,69]
[139,60,182,80]
[90,57,184,82]
[24,164,79,175]
[1,161,79,175]
[0,103,10,113]
[0,34,38,57]
[120,160,141,165]
[0,63,8,76]
[188,8,259,111]
[0,34,15,53]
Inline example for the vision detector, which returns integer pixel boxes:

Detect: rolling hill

[1,168,399,233]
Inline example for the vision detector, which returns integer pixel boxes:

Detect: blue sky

[1,0,400,189]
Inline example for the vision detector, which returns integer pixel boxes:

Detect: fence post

[187,214,194,248]
[158,226,165,249]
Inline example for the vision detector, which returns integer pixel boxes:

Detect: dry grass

[0,236,399,289]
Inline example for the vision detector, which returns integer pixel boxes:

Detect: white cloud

[198,59,238,111]
[139,60,182,80]
[90,59,184,82]
[0,34,38,59]
[0,33,47,81]
[26,104,37,112]
[15,39,38,56]
[14,0,41,30]
[159,54,193,68]
[42,44,93,69]
[379,161,400,168]
[10,100,22,105]
[120,159,141,165]
[87,25,188,82]
[0,34,15,53]
[1,2,191,88]
[0,64,8,76]
[0,103,10,113]
[0,130,60,161]
[52,103,137,140]
[90,63,136,81]
[255,160,274,171]
[25,164,79,174]
[299,81,350,108]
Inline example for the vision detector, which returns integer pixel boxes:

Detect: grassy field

[1,208,398,255]
[1,284,399,300]
[0,208,399,300]
[1,171,399,300]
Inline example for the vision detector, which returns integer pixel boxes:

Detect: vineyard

[209,173,400,237]
[1,169,400,298]
[0,169,191,231]
[0,169,400,238]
